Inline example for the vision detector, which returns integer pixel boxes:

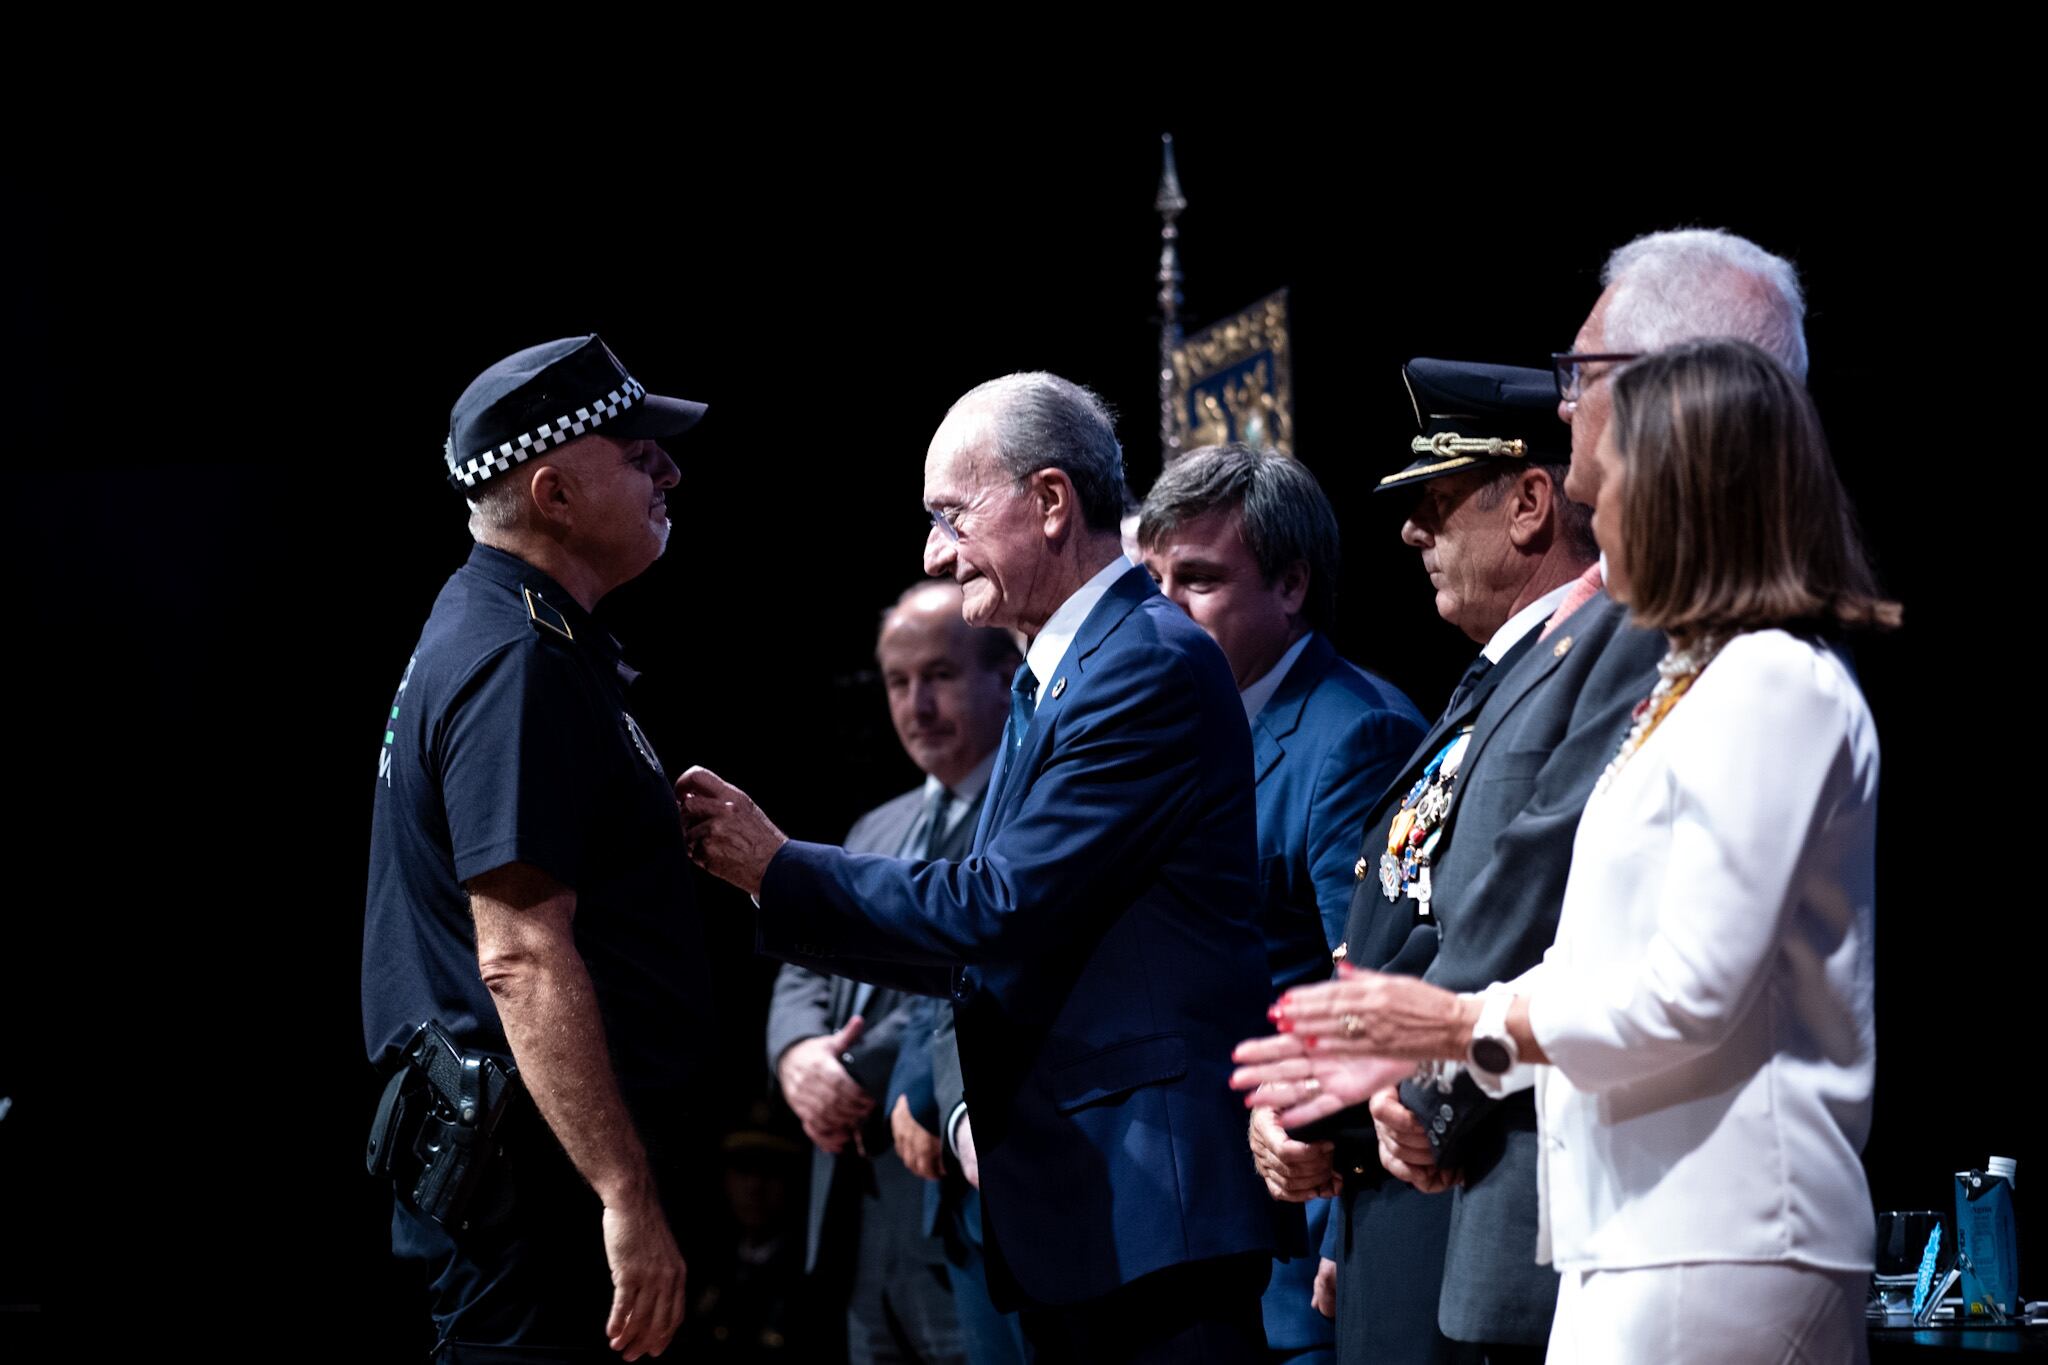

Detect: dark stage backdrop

[15,119,2016,1353]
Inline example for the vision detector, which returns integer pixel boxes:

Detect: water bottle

[1955,1156,2019,1320]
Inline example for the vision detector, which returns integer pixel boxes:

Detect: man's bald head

[876,581,1019,789]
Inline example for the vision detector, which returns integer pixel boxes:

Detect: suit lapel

[970,754,1005,855]
[1251,634,1334,786]
[1386,700,1477,804]
[1251,721,1284,786]
[1366,626,1543,818]
[979,566,1152,847]
[1459,596,1607,775]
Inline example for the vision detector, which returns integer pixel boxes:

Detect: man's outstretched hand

[677,767,788,897]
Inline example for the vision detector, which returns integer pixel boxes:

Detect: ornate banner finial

[1157,133,1187,465]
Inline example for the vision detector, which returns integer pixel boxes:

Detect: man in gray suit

[764,579,1017,1365]
[1282,358,1610,1365]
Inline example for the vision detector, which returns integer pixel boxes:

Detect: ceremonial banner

[1168,288,1293,458]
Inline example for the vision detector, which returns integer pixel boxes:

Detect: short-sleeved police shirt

[362,544,711,1096]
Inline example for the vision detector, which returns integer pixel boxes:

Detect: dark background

[10,112,2021,1353]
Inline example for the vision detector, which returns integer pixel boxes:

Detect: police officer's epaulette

[521,586,575,644]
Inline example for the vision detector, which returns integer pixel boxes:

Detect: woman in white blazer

[1235,339,1900,1363]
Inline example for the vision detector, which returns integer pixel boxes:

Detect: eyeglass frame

[926,470,1036,543]
[1552,352,1643,405]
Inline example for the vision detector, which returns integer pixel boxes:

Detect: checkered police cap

[444,334,707,491]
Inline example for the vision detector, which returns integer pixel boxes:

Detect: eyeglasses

[928,491,995,543]
[926,479,1024,543]
[1552,352,1643,405]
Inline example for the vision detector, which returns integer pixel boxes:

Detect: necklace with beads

[1595,633,1727,795]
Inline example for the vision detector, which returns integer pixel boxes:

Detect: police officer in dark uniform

[363,335,715,1363]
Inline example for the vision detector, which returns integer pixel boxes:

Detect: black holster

[367,1020,521,1232]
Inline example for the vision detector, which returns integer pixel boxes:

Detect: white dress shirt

[1503,630,1879,1274]
[1483,580,1576,665]
[1024,557,1140,709]
[1238,630,1316,724]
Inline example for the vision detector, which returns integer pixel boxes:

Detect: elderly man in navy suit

[1138,444,1424,1365]
[683,372,1282,1363]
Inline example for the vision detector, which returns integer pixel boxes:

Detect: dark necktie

[983,662,1040,824]
[1008,662,1039,753]
[900,783,951,860]
[1443,651,1493,722]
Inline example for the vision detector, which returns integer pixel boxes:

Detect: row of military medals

[1366,728,1473,919]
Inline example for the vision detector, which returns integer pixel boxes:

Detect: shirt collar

[1482,579,1575,664]
[1024,557,1138,708]
[1240,629,1317,724]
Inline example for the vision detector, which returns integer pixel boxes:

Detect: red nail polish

[1302,1035,1319,1051]
[1267,1003,1285,1022]
[1276,1018,1294,1033]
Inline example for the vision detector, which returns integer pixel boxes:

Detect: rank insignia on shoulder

[523,587,575,642]
[1552,634,1572,658]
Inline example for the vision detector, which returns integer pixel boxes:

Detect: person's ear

[1504,469,1553,549]
[1032,468,1079,542]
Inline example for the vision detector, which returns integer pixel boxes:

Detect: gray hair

[949,372,1128,533]
[1602,229,1808,379]
[1137,443,1342,630]
[1472,460,1599,564]
[465,471,533,538]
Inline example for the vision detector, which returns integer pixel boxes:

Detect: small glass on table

[1870,1209,1948,1324]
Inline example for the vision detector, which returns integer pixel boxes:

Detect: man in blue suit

[1138,444,1425,1364]
[683,372,1281,1362]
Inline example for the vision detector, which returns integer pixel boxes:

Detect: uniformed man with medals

[1280,359,1601,1364]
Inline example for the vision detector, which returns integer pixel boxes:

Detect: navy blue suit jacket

[1250,633,1425,1350]
[1253,632,1427,992]
[760,565,1279,1308]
